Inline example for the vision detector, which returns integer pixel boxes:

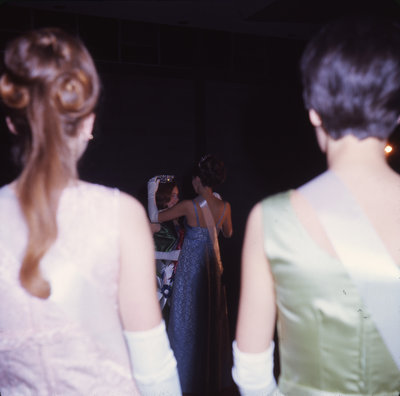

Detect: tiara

[198,154,212,167]
[158,175,175,183]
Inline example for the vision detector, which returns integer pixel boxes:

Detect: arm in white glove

[232,340,277,396]
[124,320,182,396]
[155,250,181,261]
[147,176,160,223]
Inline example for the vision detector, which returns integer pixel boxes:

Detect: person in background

[233,16,400,395]
[0,27,180,395]
[148,174,184,325]
[148,154,233,395]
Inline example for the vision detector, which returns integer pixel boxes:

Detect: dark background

[2,0,400,347]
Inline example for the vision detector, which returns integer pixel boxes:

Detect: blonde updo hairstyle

[0,28,100,298]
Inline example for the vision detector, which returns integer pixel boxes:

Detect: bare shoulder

[118,192,161,330]
[222,200,232,220]
[118,192,153,265]
[175,199,194,214]
[223,200,232,211]
[246,201,262,229]
[220,200,233,237]
[182,198,194,207]
[240,202,262,245]
[169,198,193,214]
[119,191,148,223]
[237,200,276,351]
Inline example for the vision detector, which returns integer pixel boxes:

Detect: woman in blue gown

[148,155,233,395]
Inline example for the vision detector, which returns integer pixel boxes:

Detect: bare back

[159,195,232,238]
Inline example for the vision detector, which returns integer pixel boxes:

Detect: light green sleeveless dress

[262,191,400,396]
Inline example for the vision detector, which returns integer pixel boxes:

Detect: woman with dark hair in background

[148,154,233,395]
[0,28,180,395]
[148,175,184,324]
[233,16,400,395]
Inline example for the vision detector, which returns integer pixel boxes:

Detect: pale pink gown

[0,182,140,395]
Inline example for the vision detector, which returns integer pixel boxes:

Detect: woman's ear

[5,117,18,135]
[80,113,96,141]
[309,109,328,153]
[308,109,322,127]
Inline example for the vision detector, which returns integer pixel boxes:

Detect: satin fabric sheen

[298,170,400,371]
[154,221,179,252]
[261,191,400,395]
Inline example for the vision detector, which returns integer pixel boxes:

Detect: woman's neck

[327,135,391,177]
[197,185,213,199]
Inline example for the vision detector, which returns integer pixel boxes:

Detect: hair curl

[0,28,100,298]
[193,154,226,188]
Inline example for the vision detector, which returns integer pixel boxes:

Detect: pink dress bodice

[0,182,139,395]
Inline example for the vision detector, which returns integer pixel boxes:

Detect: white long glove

[147,176,160,223]
[155,250,181,261]
[124,321,182,395]
[232,340,278,396]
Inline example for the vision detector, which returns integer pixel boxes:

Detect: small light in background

[385,144,393,154]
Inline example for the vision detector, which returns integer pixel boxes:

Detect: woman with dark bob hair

[0,28,180,395]
[148,154,233,395]
[233,16,400,395]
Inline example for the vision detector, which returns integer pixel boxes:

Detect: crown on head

[158,175,175,183]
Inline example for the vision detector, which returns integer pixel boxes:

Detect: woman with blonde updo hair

[0,28,180,395]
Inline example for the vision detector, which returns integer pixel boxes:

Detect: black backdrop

[2,2,399,339]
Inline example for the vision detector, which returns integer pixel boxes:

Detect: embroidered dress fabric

[153,221,183,311]
[154,221,179,253]
[0,182,139,395]
[261,192,400,396]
